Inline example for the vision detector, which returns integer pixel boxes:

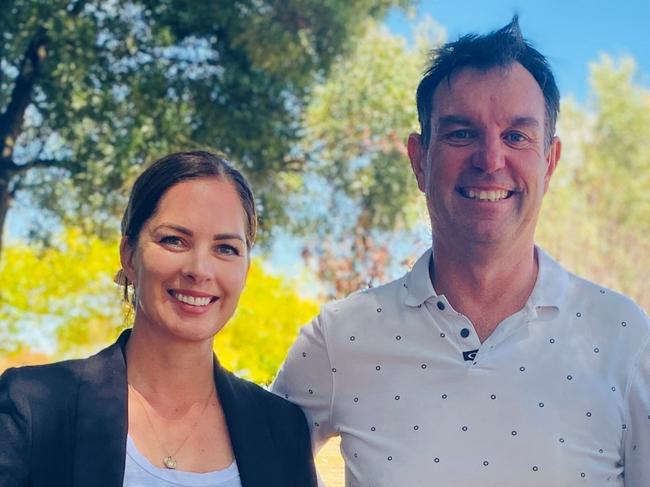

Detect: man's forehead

[435,62,522,91]
[430,63,545,122]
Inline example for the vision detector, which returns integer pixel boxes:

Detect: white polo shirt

[272,248,650,487]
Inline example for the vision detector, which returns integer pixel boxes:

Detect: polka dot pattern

[271,247,650,485]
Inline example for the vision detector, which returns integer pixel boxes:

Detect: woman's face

[121,177,250,344]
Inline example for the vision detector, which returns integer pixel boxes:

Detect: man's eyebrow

[436,115,541,128]
[510,116,540,127]
[437,115,473,126]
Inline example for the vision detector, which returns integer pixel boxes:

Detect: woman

[0,151,317,487]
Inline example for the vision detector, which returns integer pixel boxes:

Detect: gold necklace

[128,383,214,469]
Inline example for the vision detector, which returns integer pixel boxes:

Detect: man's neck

[431,241,538,342]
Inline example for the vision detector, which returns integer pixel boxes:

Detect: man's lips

[458,187,515,201]
[167,290,219,307]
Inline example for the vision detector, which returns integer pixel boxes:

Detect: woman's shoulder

[217,367,307,423]
[1,358,86,402]
[217,367,317,485]
[1,336,125,401]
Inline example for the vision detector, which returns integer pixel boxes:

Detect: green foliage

[538,56,650,311]
[0,229,124,355]
[299,20,427,234]
[1,0,410,246]
[584,57,650,233]
[215,261,318,385]
[293,20,437,296]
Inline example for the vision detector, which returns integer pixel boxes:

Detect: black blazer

[0,330,317,487]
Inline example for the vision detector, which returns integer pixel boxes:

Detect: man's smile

[458,187,515,202]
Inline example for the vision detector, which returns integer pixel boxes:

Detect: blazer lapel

[215,362,285,487]
[72,331,130,487]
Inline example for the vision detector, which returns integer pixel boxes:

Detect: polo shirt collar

[404,248,437,307]
[403,246,569,311]
[529,246,569,310]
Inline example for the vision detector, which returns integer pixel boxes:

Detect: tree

[296,18,443,297]
[0,228,123,356]
[537,56,650,311]
[215,262,318,385]
[0,0,409,253]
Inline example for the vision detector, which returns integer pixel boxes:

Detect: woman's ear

[119,236,137,285]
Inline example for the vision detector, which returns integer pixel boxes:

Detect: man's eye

[505,132,527,143]
[443,129,476,145]
[449,129,473,139]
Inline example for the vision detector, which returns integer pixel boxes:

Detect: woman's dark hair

[416,16,559,148]
[121,150,257,250]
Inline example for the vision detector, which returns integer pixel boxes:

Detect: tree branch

[0,28,48,157]
[0,156,64,176]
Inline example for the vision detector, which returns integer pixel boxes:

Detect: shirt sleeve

[0,368,31,487]
[622,319,650,486]
[271,311,336,454]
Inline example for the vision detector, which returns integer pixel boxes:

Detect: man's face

[408,63,561,253]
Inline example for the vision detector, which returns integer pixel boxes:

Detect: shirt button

[460,328,470,338]
[436,301,445,310]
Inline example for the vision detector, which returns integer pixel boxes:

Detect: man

[272,17,649,486]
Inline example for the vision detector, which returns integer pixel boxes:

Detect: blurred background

[1,1,649,483]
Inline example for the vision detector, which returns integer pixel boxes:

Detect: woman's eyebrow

[153,224,244,242]
[212,233,245,242]
[153,223,192,235]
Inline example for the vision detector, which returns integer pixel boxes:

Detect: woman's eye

[160,236,184,247]
[216,244,240,256]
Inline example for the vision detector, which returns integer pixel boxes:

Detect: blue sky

[386,0,650,102]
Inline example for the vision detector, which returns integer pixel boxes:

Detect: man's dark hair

[416,16,559,148]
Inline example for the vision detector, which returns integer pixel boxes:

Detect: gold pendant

[163,455,177,469]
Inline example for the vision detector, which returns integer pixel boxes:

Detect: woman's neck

[125,324,216,402]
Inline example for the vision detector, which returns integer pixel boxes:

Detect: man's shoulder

[538,248,647,323]
[320,275,407,317]
[566,271,647,316]
[563,271,649,343]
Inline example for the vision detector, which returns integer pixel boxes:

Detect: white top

[123,436,242,487]
[272,248,650,487]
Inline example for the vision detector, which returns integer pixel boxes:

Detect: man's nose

[472,136,506,173]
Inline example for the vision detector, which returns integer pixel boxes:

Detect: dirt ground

[315,437,344,486]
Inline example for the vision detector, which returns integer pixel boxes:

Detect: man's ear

[119,236,137,284]
[543,136,562,193]
[407,133,427,193]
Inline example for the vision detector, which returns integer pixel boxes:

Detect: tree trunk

[0,28,48,258]
[0,170,11,257]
